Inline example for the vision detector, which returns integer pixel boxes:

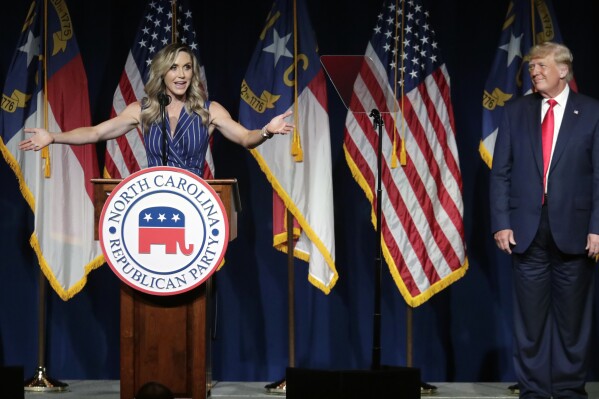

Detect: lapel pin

[574,110,579,114]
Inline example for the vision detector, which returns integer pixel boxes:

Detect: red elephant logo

[138,206,194,256]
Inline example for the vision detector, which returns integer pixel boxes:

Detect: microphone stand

[368,109,437,395]
[158,93,171,166]
[369,109,383,370]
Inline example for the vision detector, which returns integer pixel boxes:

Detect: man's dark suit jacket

[490,91,599,254]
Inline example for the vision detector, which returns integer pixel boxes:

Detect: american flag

[344,0,467,306]
[480,0,574,168]
[103,0,213,179]
[0,0,103,300]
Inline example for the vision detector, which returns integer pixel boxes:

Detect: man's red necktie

[542,99,557,202]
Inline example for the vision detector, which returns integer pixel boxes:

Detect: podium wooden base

[119,280,212,399]
[92,177,238,399]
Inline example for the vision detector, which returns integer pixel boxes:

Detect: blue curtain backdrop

[1,0,599,383]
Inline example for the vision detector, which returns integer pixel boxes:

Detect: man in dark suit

[490,42,598,399]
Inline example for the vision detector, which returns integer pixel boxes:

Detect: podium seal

[99,166,229,295]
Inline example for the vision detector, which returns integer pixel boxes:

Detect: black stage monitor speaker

[286,366,420,399]
[0,366,24,399]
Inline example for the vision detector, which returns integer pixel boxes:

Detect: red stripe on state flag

[306,70,328,112]
[46,54,98,200]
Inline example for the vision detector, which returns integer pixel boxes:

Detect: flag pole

[288,0,299,369]
[397,0,415,372]
[369,108,384,371]
[397,0,434,393]
[287,209,296,368]
[530,0,536,46]
[264,209,296,395]
[266,1,299,392]
[24,2,68,391]
[23,271,68,392]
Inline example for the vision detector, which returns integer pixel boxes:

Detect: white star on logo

[262,29,293,67]
[158,213,166,222]
[143,213,153,222]
[172,214,181,223]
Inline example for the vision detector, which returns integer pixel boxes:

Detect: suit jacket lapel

[550,91,580,172]
[529,95,544,179]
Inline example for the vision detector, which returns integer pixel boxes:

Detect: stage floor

[22,381,599,398]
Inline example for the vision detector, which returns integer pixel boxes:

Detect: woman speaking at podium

[19,42,292,173]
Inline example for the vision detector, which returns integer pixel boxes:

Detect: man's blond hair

[528,41,574,82]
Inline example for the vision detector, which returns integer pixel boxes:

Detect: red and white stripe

[252,69,337,293]
[344,45,467,306]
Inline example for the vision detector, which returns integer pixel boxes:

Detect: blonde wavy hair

[140,43,209,130]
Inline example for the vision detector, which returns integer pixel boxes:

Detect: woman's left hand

[265,110,294,135]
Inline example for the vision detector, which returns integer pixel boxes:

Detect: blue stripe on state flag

[1,3,41,143]
[45,4,82,78]
[2,1,85,143]
[481,0,568,168]
[239,0,320,128]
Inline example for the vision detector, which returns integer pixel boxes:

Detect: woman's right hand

[19,128,54,151]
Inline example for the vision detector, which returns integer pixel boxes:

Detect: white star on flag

[262,29,293,67]
[499,32,523,67]
[18,31,40,66]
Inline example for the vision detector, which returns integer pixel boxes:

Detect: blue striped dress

[144,102,210,177]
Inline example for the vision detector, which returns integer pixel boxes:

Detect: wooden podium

[92,178,239,399]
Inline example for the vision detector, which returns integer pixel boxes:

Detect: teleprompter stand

[283,54,435,397]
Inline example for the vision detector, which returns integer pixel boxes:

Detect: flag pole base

[264,377,286,395]
[24,367,68,392]
[421,381,437,395]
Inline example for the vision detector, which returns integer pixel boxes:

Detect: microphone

[158,92,171,166]
[157,93,172,106]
